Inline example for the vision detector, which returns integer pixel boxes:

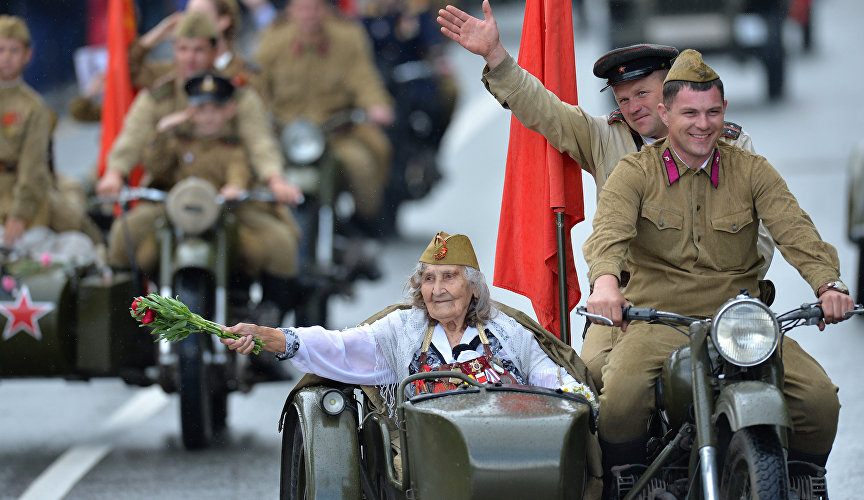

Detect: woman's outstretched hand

[220,323,287,355]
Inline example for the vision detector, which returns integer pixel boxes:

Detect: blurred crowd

[0,0,462,324]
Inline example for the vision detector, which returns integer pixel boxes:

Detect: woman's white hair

[405,262,494,327]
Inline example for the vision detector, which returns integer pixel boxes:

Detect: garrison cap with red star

[593,44,679,92]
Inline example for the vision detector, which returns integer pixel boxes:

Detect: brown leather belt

[0,160,17,173]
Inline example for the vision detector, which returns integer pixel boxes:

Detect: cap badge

[618,65,626,74]
[201,75,215,93]
[433,234,448,260]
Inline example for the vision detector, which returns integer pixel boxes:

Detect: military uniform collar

[289,22,333,56]
[662,142,720,188]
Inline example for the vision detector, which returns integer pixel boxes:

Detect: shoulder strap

[722,121,742,140]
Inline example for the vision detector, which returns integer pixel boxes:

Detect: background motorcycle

[280,111,383,327]
[578,296,862,499]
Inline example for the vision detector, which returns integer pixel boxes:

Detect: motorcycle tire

[175,273,216,450]
[720,426,790,500]
[281,420,309,500]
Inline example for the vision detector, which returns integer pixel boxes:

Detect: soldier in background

[0,15,102,247]
[95,11,300,205]
[255,0,395,235]
[107,72,301,323]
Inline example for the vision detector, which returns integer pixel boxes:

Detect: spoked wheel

[280,419,309,500]
[175,272,217,450]
[720,426,789,500]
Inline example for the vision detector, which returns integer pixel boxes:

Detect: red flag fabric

[98,0,141,186]
[493,0,584,339]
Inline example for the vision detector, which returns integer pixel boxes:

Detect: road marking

[18,386,169,500]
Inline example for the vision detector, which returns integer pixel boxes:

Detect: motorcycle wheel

[720,426,789,500]
[281,421,309,500]
[175,273,216,450]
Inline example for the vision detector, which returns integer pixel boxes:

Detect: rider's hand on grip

[817,290,855,330]
[587,274,629,331]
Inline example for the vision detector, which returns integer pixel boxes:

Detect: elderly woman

[221,231,593,399]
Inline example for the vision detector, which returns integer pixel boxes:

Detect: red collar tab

[663,148,679,185]
[664,148,720,188]
[709,149,720,188]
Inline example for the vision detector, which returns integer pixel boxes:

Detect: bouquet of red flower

[130,293,264,354]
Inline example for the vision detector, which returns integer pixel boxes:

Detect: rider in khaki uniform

[96,12,300,206]
[0,16,101,246]
[583,49,851,479]
[437,2,774,389]
[108,73,300,313]
[255,0,394,227]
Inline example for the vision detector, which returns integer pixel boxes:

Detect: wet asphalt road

[3,0,864,497]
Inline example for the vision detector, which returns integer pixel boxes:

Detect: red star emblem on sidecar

[0,285,55,341]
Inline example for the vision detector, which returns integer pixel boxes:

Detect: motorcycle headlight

[281,119,325,165]
[320,389,346,416]
[712,297,779,366]
[165,178,220,236]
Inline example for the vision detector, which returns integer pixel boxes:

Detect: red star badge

[0,285,55,341]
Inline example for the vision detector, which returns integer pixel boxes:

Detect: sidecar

[280,376,594,500]
[275,304,599,500]
[0,257,152,382]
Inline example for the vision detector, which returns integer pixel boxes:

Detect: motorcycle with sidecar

[277,294,855,499]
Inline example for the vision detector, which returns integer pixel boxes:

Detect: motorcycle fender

[712,381,791,431]
[288,386,362,499]
[173,238,215,271]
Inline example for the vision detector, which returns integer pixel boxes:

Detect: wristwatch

[817,280,849,297]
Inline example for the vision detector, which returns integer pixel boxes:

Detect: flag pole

[555,209,571,345]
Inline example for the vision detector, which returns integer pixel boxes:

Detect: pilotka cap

[419,231,480,269]
[0,15,30,45]
[175,11,219,41]
[593,44,679,91]
[185,72,235,106]
[663,49,719,84]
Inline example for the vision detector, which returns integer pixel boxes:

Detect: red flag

[98,0,142,186]
[493,0,584,339]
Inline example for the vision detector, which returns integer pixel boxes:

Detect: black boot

[600,436,649,500]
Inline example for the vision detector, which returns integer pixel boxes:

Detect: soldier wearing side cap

[437,0,775,389]
[0,15,102,246]
[582,49,852,485]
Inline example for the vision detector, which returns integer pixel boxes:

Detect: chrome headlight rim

[712,297,780,367]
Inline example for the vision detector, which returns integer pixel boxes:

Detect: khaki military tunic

[255,16,393,218]
[107,74,283,182]
[482,54,775,387]
[0,80,53,226]
[582,138,842,454]
[0,80,102,245]
[108,127,299,277]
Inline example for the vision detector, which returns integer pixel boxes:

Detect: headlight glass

[713,298,779,366]
[281,120,325,165]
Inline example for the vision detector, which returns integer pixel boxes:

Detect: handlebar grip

[624,306,655,322]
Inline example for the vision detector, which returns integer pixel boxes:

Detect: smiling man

[582,49,853,489]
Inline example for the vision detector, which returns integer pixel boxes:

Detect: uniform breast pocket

[638,204,684,256]
[710,208,755,269]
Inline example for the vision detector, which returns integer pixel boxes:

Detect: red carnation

[131,297,142,313]
[142,309,157,324]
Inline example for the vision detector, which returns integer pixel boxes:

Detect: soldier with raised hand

[437,1,774,389]
[0,15,101,247]
[255,0,395,235]
[96,11,301,206]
